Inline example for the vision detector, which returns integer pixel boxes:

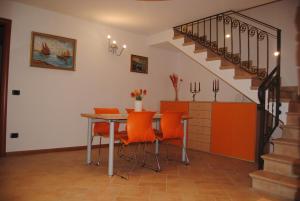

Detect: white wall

[0,0,254,152]
[0,1,178,152]
[242,0,299,86]
[174,52,248,102]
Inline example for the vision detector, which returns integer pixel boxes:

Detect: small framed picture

[130,54,148,74]
[30,32,76,71]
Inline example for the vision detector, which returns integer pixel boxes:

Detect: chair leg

[141,143,161,172]
[184,149,190,165]
[95,136,102,166]
[162,141,190,166]
[115,143,139,180]
[118,143,134,162]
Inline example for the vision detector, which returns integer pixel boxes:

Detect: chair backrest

[126,108,146,113]
[161,112,183,140]
[127,112,156,143]
[94,108,120,134]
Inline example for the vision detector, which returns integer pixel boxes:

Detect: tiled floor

[0,146,289,201]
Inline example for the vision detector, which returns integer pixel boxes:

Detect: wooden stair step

[183,41,195,46]
[273,138,300,158]
[250,170,300,200]
[262,154,300,165]
[250,170,300,189]
[194,44,206,53]
[206,56,221,61]
[173,34,184,39]
[250,170,300,188]
[281,86,298,92]
[289,101,300,113]
[283,125,300,140]
[219,59,235,69]
[220,64,235,70]
[281,86,299,101]
[273,138,300,146]
[285,125,300,130]
[286,112,300,126]
[262,154,300,178]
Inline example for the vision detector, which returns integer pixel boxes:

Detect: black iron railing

[173,10,280,79]
[258,65,281,169]
[173,10,281,169]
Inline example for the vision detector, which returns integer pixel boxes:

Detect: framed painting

[30,32,76,71]
[130,54,148,74]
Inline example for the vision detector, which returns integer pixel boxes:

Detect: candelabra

[213,79,219,101]
[190,82,200,101]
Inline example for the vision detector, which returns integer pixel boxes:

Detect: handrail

[257,65,280,169]
[227,10,280,31]
[174,10,280,32]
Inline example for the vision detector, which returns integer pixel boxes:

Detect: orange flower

[130,89,147,101]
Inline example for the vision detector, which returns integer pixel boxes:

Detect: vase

[134,100,143,112]
[174,88,178,101]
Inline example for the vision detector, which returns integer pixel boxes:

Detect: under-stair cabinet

[160,101,257,162]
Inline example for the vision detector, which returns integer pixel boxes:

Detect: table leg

[182,119,187,162]
[87,118,92,164]
[108,121,115,176]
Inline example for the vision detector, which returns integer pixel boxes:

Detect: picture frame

[130,54,148,74]
[30,32,76,71]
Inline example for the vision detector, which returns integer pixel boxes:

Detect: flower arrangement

[130,89,147,101]
[169,73,183,101]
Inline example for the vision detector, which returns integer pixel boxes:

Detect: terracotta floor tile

[0,148,288,201]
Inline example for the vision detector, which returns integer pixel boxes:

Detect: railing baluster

[267,35,269,75]
[247,26,250,69]
[231,20,233,61]
[216,17,218,52]
[239,23,241,65]
[210,17,212,46]
[192,22,194,36]
[223,14,225,56]
[257,32,259,77]
[197,21,199,38]
[204,20,206,43]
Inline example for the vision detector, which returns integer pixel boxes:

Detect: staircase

[250,88,300,200]
[148,10,300,200]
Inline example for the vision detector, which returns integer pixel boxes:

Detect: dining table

[80,113,189,176]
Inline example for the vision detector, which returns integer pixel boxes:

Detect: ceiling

[9,0,275,35]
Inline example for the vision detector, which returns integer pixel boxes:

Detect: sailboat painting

[30,32,76,71]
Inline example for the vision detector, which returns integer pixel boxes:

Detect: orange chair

[156,111,189,165]
[118,111,160,179]
[93,108,125,166]
[125,108,146,113]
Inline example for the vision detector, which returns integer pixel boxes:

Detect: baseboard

[5,143,120,157]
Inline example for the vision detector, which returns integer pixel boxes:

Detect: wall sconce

[107,35,126,56]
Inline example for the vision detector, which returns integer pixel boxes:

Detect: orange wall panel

[211,103,257,161]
